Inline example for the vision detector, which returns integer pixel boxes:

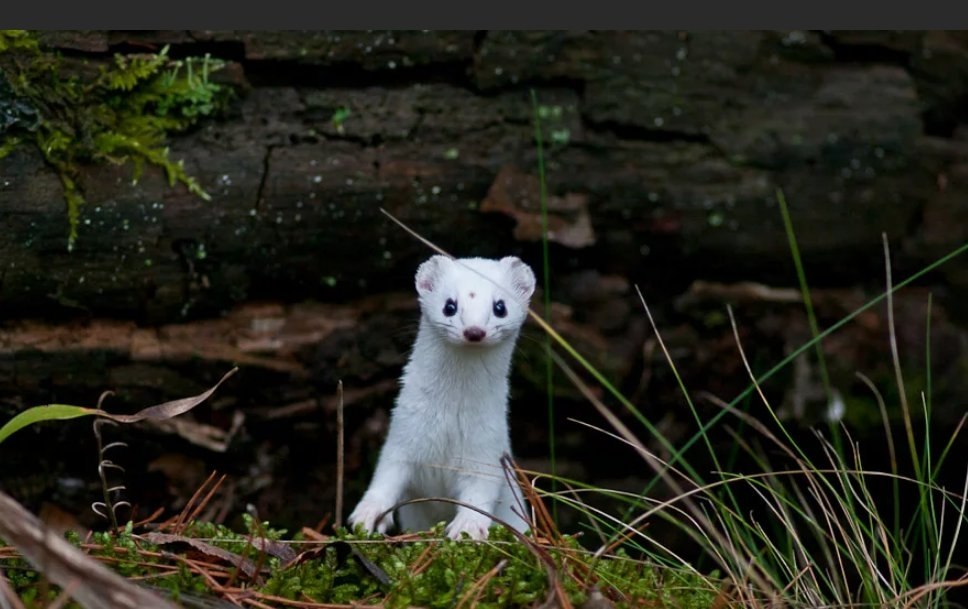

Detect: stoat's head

[415,255,536,347]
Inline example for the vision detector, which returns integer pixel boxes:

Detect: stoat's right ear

[415,255,452,296]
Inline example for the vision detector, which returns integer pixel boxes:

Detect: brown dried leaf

[141,532,259,578]
[282,541,390,586]
[100,368,238,423]
[249,537,297,563]
[481,165,596,248]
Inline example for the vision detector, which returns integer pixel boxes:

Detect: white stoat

[348,255,536,540]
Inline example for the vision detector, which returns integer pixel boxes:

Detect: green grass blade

[0,404,95,445]
[776,189,831,400]
[776,190,839,441]
[531,89,557,521]
[923,292,933,475]
[931,414,966,481]
[669,239,968,475]
[920,294,938,589]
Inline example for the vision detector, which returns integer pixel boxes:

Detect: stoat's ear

[499,256,536,301]
[415,255,452,296]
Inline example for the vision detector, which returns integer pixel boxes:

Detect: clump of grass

[519,221,968,606]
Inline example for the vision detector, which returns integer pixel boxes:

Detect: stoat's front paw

[445,511,492,541]
[348,496,395,534]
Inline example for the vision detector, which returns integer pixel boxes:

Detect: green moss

[2,520,716,608]
[0,29,38,53]
[0,30,235,250]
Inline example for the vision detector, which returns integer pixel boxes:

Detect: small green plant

[0,368,237,446]
[330,106,351,134]
[0,30,234,250]
[91,393,131,534]
[535,104,571,148]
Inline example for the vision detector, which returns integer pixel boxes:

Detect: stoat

[348,255,536,540]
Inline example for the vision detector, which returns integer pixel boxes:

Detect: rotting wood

[0,490,178,609]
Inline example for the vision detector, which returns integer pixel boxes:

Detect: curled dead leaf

[98,368,238,424]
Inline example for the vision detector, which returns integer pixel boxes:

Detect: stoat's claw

[348,497,395,534]
[445,512,491,540]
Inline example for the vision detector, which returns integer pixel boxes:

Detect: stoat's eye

[443,298,458,317]
[493,300,507,318]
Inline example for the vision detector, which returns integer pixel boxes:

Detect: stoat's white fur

[348,255,536,540]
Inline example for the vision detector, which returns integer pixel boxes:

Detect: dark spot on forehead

[469,292,476,298]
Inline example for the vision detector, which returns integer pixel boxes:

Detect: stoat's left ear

[499,256,536,300]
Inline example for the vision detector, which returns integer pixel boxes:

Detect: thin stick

[883,233,921,479]
[335,380,345,531]
[379,209,452,259]
[0,569,25,609]
[178,473,227,534]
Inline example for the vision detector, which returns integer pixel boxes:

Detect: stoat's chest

[394,378,511,460]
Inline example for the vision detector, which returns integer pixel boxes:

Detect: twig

[170,472,225,534]
[456,559,507,609]
[335,380,345,531]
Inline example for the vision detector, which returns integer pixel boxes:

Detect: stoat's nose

[463,327,486,342]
